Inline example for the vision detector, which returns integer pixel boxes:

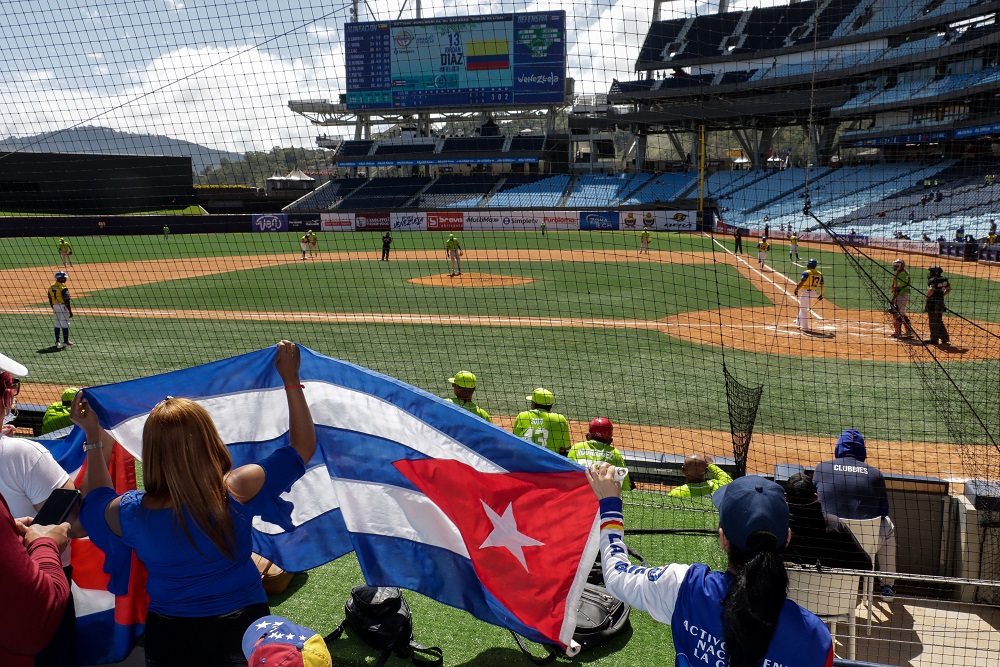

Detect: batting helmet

[928,265,943,275]
[893,258,905,269]
[588,417,613,442]
[54,271,68,280]
[806,258,818,269]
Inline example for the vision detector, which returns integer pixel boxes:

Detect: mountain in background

[0,126,243,174]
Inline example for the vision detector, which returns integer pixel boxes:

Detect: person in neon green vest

[568,418,631,490]
[667,453,733,497]
[512,388,571,455]
[446,371,491,422]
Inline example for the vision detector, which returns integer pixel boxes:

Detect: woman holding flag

[587,465,834,667]
[72,341,317,667]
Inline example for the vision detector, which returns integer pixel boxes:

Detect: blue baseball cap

[712,475,789,551]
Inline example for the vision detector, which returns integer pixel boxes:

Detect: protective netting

[3,0,1000,664]
[723,363,764,478]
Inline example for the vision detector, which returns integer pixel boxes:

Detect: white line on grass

[707,234,825,321]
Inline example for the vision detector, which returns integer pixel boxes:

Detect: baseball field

[3,228,999,664]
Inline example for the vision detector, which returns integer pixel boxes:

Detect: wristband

[83,441,102,451]
[284,384,305,391]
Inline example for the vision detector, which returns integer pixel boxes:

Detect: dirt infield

[5,242,993,486]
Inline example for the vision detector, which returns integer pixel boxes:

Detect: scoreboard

[344,12,566,111]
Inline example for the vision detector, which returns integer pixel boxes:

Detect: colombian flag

[466,40,509,71]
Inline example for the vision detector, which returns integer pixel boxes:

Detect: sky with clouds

[1,0,770,152]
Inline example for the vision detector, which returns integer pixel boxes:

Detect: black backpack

[326,585,443,667]
[513,546,645,663]
[511,583,632,664]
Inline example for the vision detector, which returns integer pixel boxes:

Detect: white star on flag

[478,500,544,572]
[255,621,270,630]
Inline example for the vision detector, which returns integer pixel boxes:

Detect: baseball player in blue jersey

[588,469,834,667]
[794,259,825,332]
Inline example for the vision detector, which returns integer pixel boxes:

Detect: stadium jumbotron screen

[344,11,566,111]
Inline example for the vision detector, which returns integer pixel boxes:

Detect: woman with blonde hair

[72,341,316,667]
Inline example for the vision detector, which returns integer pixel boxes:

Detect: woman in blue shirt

[71,341,316,667]
[587,467,833,667]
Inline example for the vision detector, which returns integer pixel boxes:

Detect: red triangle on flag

[395,458,598,644]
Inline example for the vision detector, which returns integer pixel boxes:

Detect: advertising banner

[463,212,506,231]
[354,211,391,231]
[288,214,321,231]
[321,213,355,231]
[579,211,619,231]
[390,211,427,231]
[620,210,657,230]
[539,211,580,230]
[647,211,697,231]
[426,211,464,231]
[251,213,288,233]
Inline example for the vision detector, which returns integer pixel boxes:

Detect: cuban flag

[39,437,148,665]
[62,345,601,651]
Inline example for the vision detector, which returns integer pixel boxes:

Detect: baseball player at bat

[793,259,824,333]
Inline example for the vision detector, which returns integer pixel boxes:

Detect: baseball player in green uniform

[57,238,73,267]
[567,418,632,490]
[889,258,914,339]
[639,229,651,255]
[446,370,491,422]
[445,234,463,276]
[512,388,571,455]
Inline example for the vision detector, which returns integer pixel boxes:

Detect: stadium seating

[335,177,431,209]
[485,175,571,208]
[338,141,374,157]
[439,137,505,154]
[411,174,498,208]
[563,174,649,208]
[508,135,546,152]
[621,172,697,205]
[284,177,367,211]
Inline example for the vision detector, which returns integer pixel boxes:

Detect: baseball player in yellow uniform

[308,230,318,257]
[513,388,571,455]
[446,370,491,422]
[48,271,74,348]
[793,258,825,332]
[889,258,914,339]
[57,239,73,267]
[788,232,800,261]
[299,234,309,260]
[639,229,651,255]
[567,418,632,490]
[445,234,463,276]
[756,237,770,269]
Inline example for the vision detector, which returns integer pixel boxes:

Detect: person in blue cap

[587,467,833,667]
[813,428,897,599]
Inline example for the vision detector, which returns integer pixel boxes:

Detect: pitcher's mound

[409,273,534,287]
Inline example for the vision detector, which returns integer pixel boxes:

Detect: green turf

[73,260,768,319]
[0,313,962,443]
[0,230,720,268]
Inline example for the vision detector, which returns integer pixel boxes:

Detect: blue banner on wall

[251,214,288,232]
[579,211,619,231]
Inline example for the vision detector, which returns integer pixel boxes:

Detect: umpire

[924,265,952,346]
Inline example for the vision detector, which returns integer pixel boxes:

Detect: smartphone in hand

[33,488,81,526]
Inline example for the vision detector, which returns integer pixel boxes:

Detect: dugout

[0,152,196,214]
